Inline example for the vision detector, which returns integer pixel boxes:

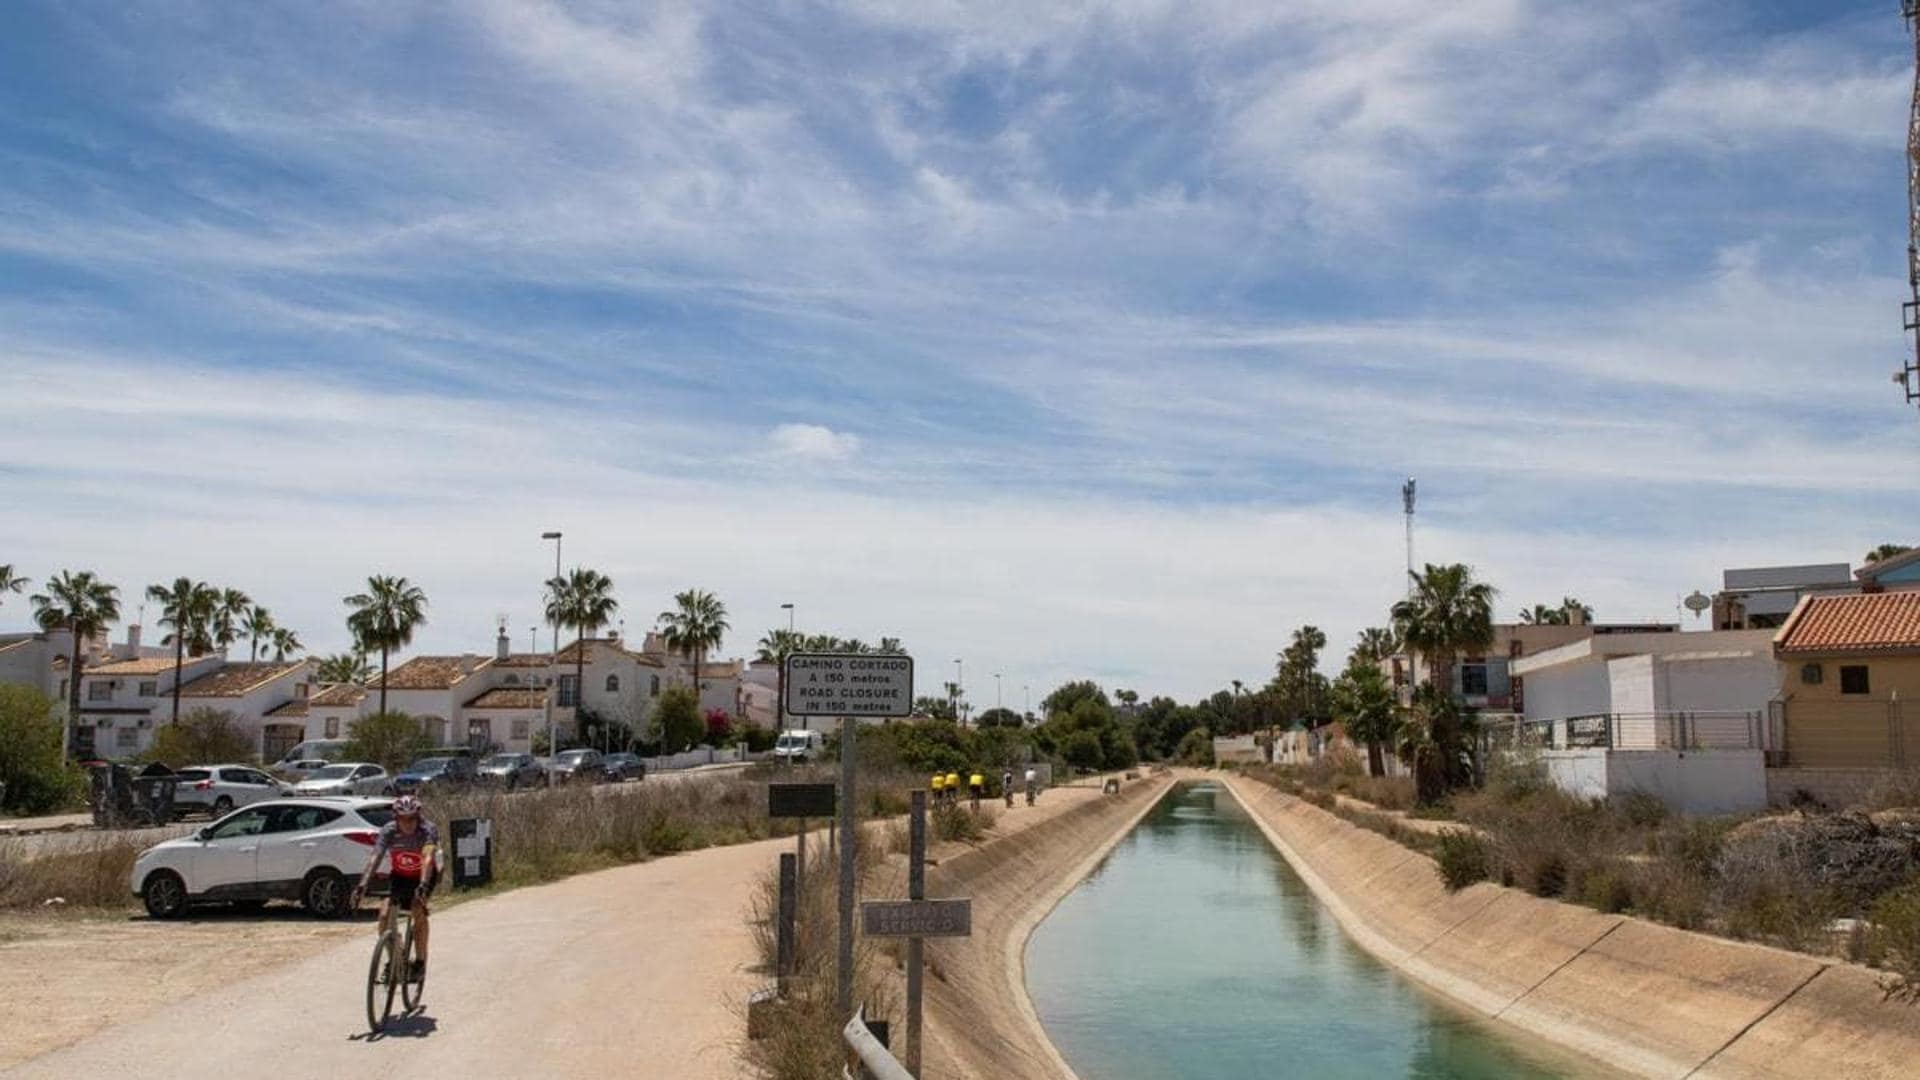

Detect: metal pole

[777,852,797,997]
[797,817,807,894]
[837,714,857,1016]
[906,789,926,1077]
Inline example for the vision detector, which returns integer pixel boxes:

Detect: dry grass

[0,835,146,910]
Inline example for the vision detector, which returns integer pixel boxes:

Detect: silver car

[173,765,291,817]
[290,762,390,797]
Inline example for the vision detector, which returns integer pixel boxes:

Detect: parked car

[549,748,606,785]
[271,740,350,776]
[390,755,477,794]
[773,729,825,764]
[478,752,546,790]
[291,762,390,797]
[602,752,646,783]
[131,797,399,919]
[172,765,291,817]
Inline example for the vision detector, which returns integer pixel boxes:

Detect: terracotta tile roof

[309,683,367,707]
[1776,592,1920,655]
[554,639,663,667]
[465,687,547,710]
[375,655,490,690]
[697,659,743,679]
[179,661,307,698]
[493,653,553,668]
[266,700,310,718]
[87,655,195,676]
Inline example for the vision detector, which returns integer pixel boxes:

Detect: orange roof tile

[1776,592,1920,655]
[465,687,547,710]
[179,661,307,698]
[266,699,310,718]
[374,655,490,690]
[86,655,197,677]
[309,683,366,707]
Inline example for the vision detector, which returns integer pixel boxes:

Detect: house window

[606,674,620,693]
[88,682,112,702]
[324,716,340,738]
[1841,666,1872,695]
[1460,662,1490,697]
[650,675,660,696]
[511,719,531,740]
[557,675,579,707]
[139,680,157,697]
[504,674,521,685]
[1801,663,1823,686]
[468,718,493,748]
[115,727,139,751]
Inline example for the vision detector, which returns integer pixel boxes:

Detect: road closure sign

[784,653,914,718]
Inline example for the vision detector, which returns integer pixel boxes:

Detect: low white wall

[1543,749,1766,815]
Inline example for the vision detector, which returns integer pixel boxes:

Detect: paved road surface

[5,830,780,1079]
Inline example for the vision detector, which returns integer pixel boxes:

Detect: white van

[772,729,825,763]
[273,739,351,778]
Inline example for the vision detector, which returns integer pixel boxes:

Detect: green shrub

[0,685,85,815]
[1617,790,1669,829]
[1433,830,1493,891]
[651,687,704,754]
[1868,882,1920,999]
[932,801,993,843]
[1175,728,1214,766]
[145,707,257,767]
[343,711,431,772]
[1574,863,1635,914]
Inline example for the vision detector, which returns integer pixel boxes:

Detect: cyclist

[944,771,960,805]
[930,773,944,802]
[351,795,440,981]
[968,771,985,811]
[1002,769,1015,808]
[1024,766,1038,806]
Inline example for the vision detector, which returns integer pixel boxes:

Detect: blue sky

[1,1,1915,703]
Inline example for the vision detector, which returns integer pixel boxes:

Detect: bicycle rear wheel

[399,920,424,1011]
[366,931,398,1034]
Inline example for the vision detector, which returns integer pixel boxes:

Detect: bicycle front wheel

[366,931,398,1034]
[399,921,423,1012]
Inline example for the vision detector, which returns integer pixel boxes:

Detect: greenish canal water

[1025,781,1583,1080]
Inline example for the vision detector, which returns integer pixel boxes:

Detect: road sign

[862,898,972,939]
[784,653,914,718]
[769,782,836,819]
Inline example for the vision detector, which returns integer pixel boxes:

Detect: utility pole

[1903,3,1920,413]
[542,530,562,756]
[1402,477,1417,597]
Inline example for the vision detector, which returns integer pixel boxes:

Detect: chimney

[496,626,511,661]
[1568,607,1589,628]
[123,624,142,659]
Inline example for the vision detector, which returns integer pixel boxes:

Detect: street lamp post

[994,672,1002,713]
[541,530,562,758]
[953,658,963,727]
[779,602,795,737]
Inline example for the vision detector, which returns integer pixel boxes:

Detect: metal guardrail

[842,1011,913,1080]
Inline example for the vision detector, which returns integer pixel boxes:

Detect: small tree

[652,687,704,755]
[1061,729,1103,771]
[0,685,82,814]
[975,707,1021,728]
[1176,727,1214,766]
[705,709,733,746]
[1331,659,1400,777]
[145,708,256,767]
[345,711,431,772]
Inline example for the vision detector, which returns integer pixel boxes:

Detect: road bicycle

[360,893,427,1033]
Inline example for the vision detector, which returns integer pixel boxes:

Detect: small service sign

[861,898,972,939]
[783,653,914,718]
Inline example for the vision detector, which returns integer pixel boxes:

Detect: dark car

[549,748,606,785]
[391,755,477,794]
[602,752,646,783]
[478,752,546,790]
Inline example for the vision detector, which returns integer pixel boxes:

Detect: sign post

[777,852,797,997]
[769,783,836,920]
[861,791,972,1080]
[781,652,914,1022]
[907,790,927,1076]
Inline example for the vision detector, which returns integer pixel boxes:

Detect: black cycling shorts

[389,875,429,908]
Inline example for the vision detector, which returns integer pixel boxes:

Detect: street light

[778,603,795,735]
[541,530,562,757]
[994,672,1002,713]
[953,658,963,727]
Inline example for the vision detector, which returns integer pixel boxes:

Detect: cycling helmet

[392,795,422,817]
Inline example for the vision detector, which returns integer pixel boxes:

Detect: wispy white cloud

[770,423,863,463]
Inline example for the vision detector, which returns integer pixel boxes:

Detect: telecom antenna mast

[1401,477,1417,598]
[1902,2,1920,411]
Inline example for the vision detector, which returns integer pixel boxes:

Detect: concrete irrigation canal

[1025,781,1592,1079]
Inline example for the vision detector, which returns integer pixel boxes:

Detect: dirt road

[3,833,782,1078]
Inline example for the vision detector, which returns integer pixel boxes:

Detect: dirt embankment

[910,774,1175,1080]
[1223,774,1920,1080]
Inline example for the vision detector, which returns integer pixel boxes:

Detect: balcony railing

[1481,711,1763,752]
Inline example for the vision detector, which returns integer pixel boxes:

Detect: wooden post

[837,715,856,1016]
[906,789,926,1077]
[777,852,797,997]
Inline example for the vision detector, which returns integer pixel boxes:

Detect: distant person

[945,772,961,804]
[968,771,985,810]
[1002,769,1015,808]
[930,773,943,803]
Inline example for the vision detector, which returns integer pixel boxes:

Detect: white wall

[1655,655,1780,715]
[1522,659,1613,723]
[1542,749,1766,815]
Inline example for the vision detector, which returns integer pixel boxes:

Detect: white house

[1504,630,1779,813]
[73,652,225,759]
[177,660,317,761]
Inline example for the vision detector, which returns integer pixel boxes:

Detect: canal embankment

[914,771,1175,1080]
[1222,772,1920,1079]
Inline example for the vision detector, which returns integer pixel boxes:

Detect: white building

[74,654,313,760]
[1504,630,1779,814]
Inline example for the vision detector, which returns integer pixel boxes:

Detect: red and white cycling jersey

[372,820,439,880]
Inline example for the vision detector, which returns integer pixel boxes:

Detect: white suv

[132,797,395,919]
[172,764,290,817]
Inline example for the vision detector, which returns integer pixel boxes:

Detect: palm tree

[147,578,217,725]
[242,605,276,663]
[1559,596,1594,624]
[756,628,805,730]
[877,637,907,656]
[1866,543,1914,565]
[1349,626,1400,666]
[30,570,121,755]
[211,587,252,653]
[658,588,729,696]
[268,627,302,661]
[316,650,374,684]
[1332,657,1399,777]
[0,565,28,608]
[1518,603,1565,626]
[545,567,618,724]
[344,576,429,715]
[1392,563,1498,701]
